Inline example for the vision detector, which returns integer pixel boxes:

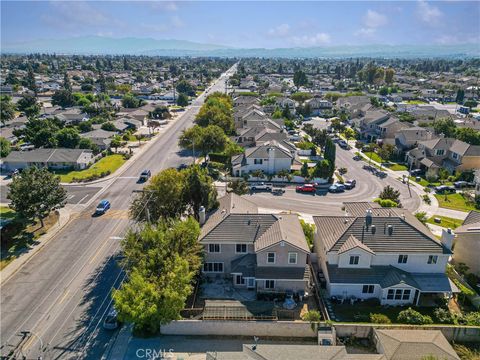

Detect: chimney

[365,209,372,228]
[441,228,455,251]
[199,206,206,225]
[387,225,393,236]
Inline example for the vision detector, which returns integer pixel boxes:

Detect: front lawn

[385,163,408,171]
[363,152,383,163]
[434,193,477,212]
[0,206,16,221]
[406,100,428,105]
[426,215,463,229]
[55,154,126,183]
[332,302,437,324]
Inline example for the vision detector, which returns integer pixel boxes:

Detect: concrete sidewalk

[0,206,71,285]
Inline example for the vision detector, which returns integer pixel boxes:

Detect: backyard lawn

[55,154,126,183]
[363,152,383,163]
[426,215,463,229]
[434,193,477,212]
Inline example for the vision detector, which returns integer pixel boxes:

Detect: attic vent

[387,225,394,236]
[371,225,376,234]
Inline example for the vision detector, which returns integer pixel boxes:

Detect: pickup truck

[249,182,272,192]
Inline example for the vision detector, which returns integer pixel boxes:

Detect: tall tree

[378,185,401,205]
[385,68,395,84]
[17,94,40,118]
[433,118,456,137]
[8,166,67,227]
[0,95,15,124]
[0,137,11,158]
[26,65,37,94]
[63,72,72,92]
[179,125,227,156]
[183,165,218,219]
[293,70,308,87]
[176,93,189,107]
[55,127,80,148]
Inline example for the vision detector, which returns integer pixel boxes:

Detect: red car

[296,184,316,193]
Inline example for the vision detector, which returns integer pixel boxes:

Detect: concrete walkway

[0,206,71,285]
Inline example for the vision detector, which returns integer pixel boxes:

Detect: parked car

[19,142,34,151]
[138,169,151,182]
[9,169,20,178]
[103,307,119,330]
[296,184,316,193]
[454,181,475,188]
[376,171,387,179]
[329,183,346,193]
[272,188,285,196]
[338,140,349,149]
[353,155,362,161]
[95,200,111,215]
[435,185,456,194]
[250,182,272,192]
[344,179,357,190]
[410,169,423,176]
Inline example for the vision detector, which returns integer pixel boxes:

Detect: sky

[1,1,479,48]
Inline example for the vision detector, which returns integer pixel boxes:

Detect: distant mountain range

[2,36,479,58]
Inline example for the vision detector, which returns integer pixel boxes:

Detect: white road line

[76,194,89,205]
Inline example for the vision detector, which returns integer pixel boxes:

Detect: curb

[0,207,72,286]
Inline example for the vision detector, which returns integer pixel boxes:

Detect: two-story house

[199,193,310,294]
[234,125,286,148]
[231,140,301,176]
[352,110,390,142]
[306,97,333,116]
[406,138,480,174]
[452,210,480,276]
[394,127,434,154]
[313,202,458,306]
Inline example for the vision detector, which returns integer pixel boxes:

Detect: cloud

[355,9,388,38]
[268,24,291,37]
[149,1,178,12]
[170,15,184,28]
[288,33,331,47]
[363,10,388,28]
[41,1,112,30]
[417,0,443,25]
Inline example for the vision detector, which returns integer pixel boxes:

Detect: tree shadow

[49,250,124,360]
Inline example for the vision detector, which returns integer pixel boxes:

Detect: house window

[398,255,408,264]
[435,149,445,156]
[254,159,263,165]
[203,262,224,273]
[235,274,245,285]
[362,285,374,294]
[394,289,403,300]
[349,255,360,265]
[452,152,459,160]
[208,244,220,253]
[428,255,438,264]
[288,252,298,264]
[402,289,411,300]
[267,252,276,264]
[387,289,394,300]
[265,280,275,289]
[236,244,247,253]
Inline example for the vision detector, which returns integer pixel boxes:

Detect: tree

[101,122,117,131]
[343,128,356,140]
[290,92,312,103]
[456,128,480,145]
[464,99,478,109]
[456,89,465,104]
[179,125,227,156]
[149,106,171,120]
[122,94,144,108]
[195,93,234,134]
[0,96,15,124]
[312,159,331,179]
[293,70,308,87]
[17,94,40,118]
[8,166,67,227]
[323,137,336,176]
[175,80,195,96]
[377,144,394,162]
[228,179,249,195]
[52,89,75,108]
[77,120,93,133]
[0,137,11,158]
[378,185,401,205]
[78,137,96,151]
[176,93,189,107]
[183,165,218,219]
[300,162,310,178]
[63,72,72,92]
[17,117,62,148]
[384,68,395,84]
[26,66,37,94]
[55,127,80,148]
[433,118,456,137]
[110,135,122,152]
[130,168,187,222]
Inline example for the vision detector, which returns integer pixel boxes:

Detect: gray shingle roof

[255,265,309,280]
[3,148,92,163]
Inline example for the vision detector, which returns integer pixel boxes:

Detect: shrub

[374,198,398,208]
[370,313,391,324]
[458,312,480,326]
[422,194,431,205]
[415,211,428,224]
[433,308,454,324]
[397,308,433,325]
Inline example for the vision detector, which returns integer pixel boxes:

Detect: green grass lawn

[363,152,383,163]
[385,163,408,171]
[55,154,126,183]
[0,206,16,221]
[426,215,463,229]
[434,193,477,212]
[332,302,438,324]
[406,100,428,105]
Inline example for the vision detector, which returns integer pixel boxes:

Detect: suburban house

[234,104,264,128]
[406,138,480,174]
[199,193,311,294]
[80,129,115,150]
[394,127,434,154]
[235,108,269,129]
[352,110,391,142]
[452,210,480,276]
[53,107,89,124]
[233,95,260,107]
[275,97,296,114]
[306,97,333,116]
[208,329,459,360]
[234,125,286,148]
[313,202,458,306]
[2,148,93,171]
[231,140,301,176]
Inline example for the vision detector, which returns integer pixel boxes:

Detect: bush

[422,194,431,205]
[433,308,454,324]
[370,313,391,324]
[374,198,398,208]
[415,211,428,224]
[458,312,480,326]
[397,308,433,324]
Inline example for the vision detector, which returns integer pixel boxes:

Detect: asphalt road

[244,144,421,216]
[0,65,236,360]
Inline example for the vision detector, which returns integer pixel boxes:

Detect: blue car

[95,200,111,215]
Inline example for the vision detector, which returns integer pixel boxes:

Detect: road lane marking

[58,289,70,305]
[76,194,89,204]
[89,237,112,265]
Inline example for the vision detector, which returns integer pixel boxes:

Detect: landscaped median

[54,154,126,183]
